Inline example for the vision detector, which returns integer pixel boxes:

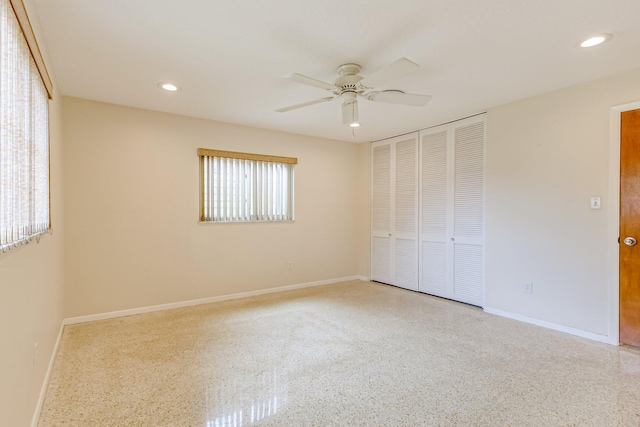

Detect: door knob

[623,237,637,246]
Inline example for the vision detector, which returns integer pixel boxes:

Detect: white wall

[485,67,640,337]
[62,97,364,317]
[0,94,64,426]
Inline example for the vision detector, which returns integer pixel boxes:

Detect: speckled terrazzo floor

[39,280,640,426]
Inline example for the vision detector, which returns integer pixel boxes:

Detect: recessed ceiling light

[580,34,612,48]
[350,122,360,128]
[159,82,179,92]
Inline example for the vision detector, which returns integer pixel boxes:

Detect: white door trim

[607,100,640,345]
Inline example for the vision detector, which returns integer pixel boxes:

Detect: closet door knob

[624,237,637,246]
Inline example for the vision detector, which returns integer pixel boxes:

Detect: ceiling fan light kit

[341,91,359,127]
[276,57,431,129]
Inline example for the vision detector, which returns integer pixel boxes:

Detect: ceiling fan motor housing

[334,63,364,96]
[334,75,363,94]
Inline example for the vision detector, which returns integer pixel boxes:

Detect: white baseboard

[31,322,65,427]
[64,276,365,325]
[483,306,612,344]
[355,275,370,282]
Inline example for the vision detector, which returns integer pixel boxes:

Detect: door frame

[607,100,640,345]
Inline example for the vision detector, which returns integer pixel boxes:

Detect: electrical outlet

[33,342,38,367]
[523,283,533,294]
[287,261,293,270]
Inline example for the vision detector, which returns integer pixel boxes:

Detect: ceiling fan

[275,57,431,128]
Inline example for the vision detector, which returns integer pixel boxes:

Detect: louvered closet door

[420,129,449,298]
[394,136,418,290]
[371,133,418,290]
[452,120,484,306]
[419,115,485,307]
[371,144,392,283]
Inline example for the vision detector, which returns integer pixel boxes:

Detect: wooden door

[620,108,640,347]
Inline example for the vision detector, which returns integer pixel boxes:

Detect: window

[0,0,52,251]
[198,149,296,222]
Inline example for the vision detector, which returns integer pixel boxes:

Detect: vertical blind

[0,0,50,251]
[199,150,295,222]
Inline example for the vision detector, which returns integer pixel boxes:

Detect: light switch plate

[590,197,601,209]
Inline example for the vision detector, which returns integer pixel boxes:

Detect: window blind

[0,0,50,251]
[199,150,295,222]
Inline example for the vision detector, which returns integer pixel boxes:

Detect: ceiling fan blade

[367,91,431,107]
[342,100,359,125]
[275,97,334,113]
[360,58,420,88]
[282,73,336,91]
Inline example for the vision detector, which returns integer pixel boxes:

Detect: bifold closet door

[371,144,392,284]
[420,129,449,298]
[371,133,418,291]
[420,116,485,306]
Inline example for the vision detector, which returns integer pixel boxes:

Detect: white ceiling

[29,0,640,143]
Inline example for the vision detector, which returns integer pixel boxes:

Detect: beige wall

[485,67,640,336]
[0,1,66,424]
[0,95,65,426]
[62,97,364,317]
[356,142,371,277]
